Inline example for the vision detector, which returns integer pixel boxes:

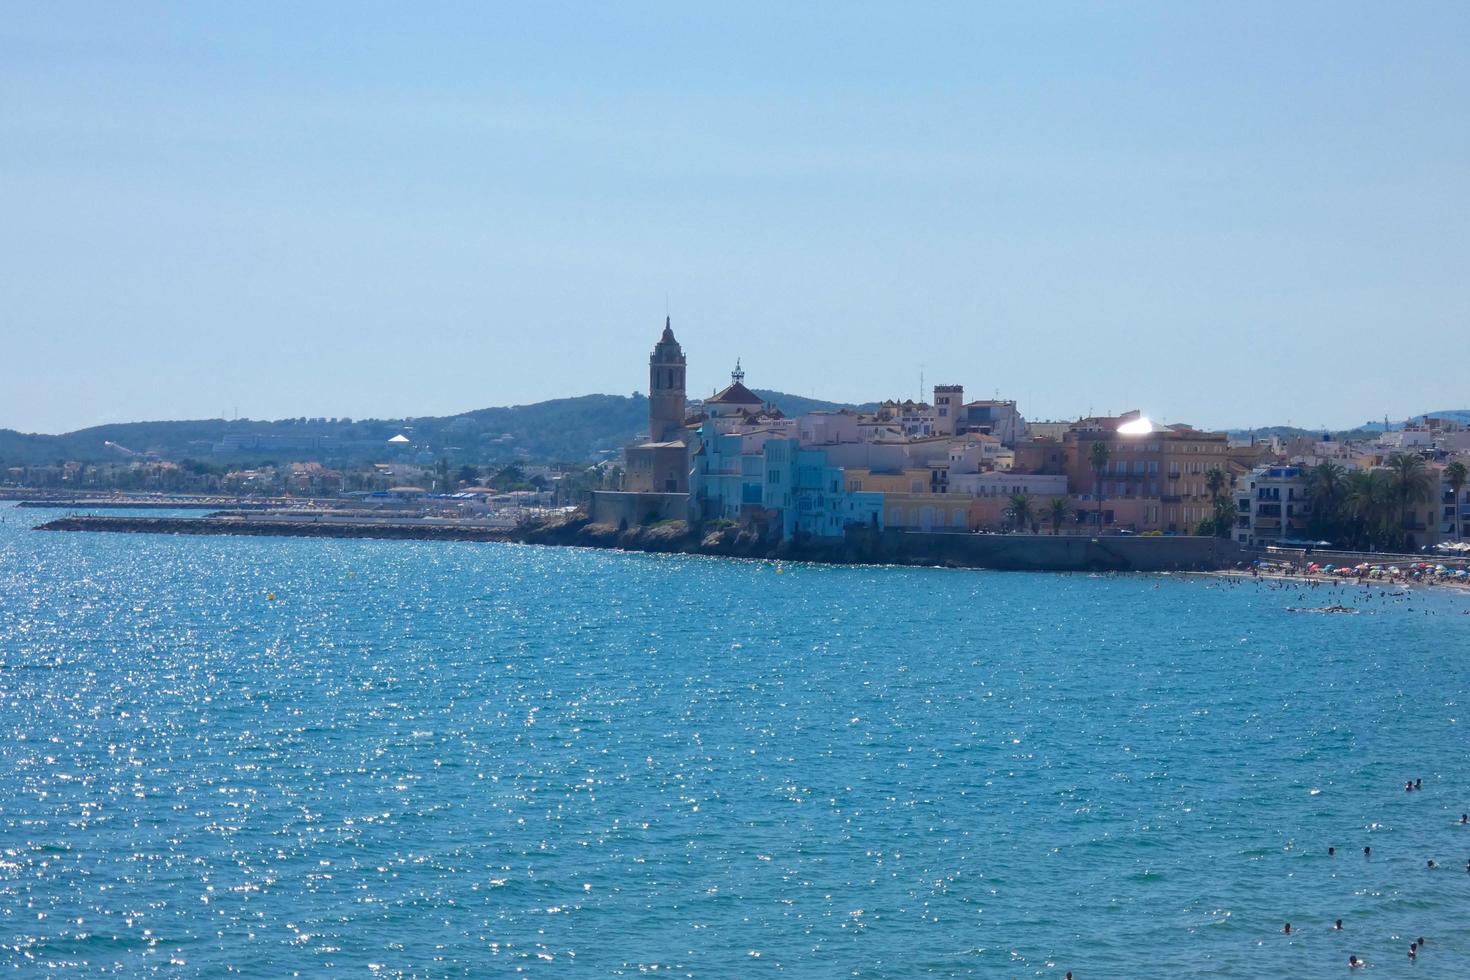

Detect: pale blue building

[692,424,883,539]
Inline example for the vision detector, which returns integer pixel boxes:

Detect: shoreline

[32,512,1251,574]
[1205,567,1470,595]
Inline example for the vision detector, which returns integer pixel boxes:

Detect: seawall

[36,514,1253,572]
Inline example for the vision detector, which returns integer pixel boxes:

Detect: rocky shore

[35,511,1250,572]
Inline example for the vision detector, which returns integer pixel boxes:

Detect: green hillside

[0,390,863,468]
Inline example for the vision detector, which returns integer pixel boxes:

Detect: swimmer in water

[1364,846,1371,857]
[1409,945,1417,960]
[1328,846,1335,856]
[1418,937,1425,947]
[1335,919,1343,930]
[1415,778,1423,790]
[1406,779,1414,792]
[1461,813,1467,824]
[1427,859,1437,869]
[1283,923,1291,934]
[1349,954,1363,968]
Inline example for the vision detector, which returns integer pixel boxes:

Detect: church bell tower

[648,317,687,442]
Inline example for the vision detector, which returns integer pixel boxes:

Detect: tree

[1047,496,1070,535]
[1305,461,1348,541]
[1004,493,1034,532]
[1089,440,1110,528]
[1385,452,1433,546]
[456,464,480,486]
[1445,460,1467,541]
[1346,469,1395,550]
[491,463,527,490]
[1205,466,1233,538]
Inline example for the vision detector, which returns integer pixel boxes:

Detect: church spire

[731,358,744,384]
[660,316,675,344]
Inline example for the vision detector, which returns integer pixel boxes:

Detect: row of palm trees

[1303,454,1464,550]
[1002,493,1073,534]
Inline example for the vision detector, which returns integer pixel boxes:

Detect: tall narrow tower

[648,317,687,442]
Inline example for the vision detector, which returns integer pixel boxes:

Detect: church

[622,318,694,494]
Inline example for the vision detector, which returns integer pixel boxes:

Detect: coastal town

[602,319,1470,555]
[7,318,1470,566]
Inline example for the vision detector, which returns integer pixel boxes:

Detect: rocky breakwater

[36,513,518,543]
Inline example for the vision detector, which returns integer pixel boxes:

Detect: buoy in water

[267,592,276,601]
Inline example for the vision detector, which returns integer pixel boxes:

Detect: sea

[2,501,1468,977]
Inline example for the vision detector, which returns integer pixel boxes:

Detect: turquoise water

[2,503,1469,977]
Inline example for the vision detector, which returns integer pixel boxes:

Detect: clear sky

[3,2,1467,434]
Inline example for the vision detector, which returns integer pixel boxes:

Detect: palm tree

[1004,493,1034,533]
[1346,469,1395,550]
[1205,466,1227,499]
[1047,496,1070,535]
[1089,440,1110,529]
[1304,461,1347,541]
[1204,466,1232,538]
[1444,461,1467,541]
[1385,452,1433,546]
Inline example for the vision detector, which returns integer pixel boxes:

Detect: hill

[0,390,865,468]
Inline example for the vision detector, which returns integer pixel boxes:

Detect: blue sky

[3,2,1466,433]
